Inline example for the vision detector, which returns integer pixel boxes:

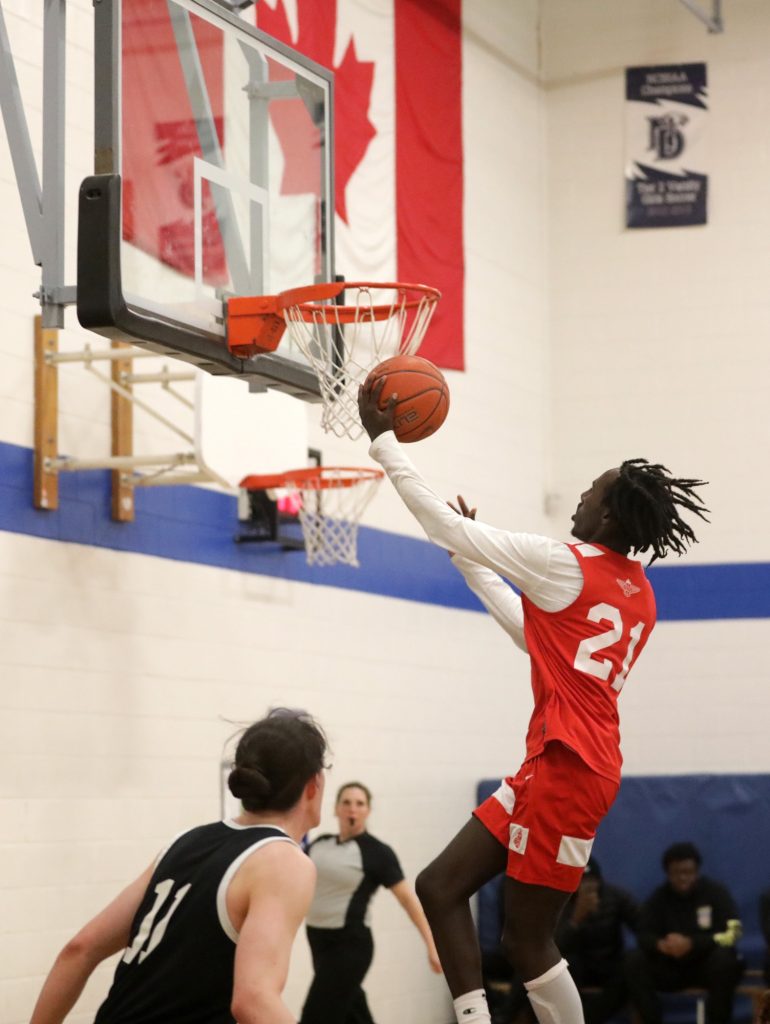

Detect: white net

[282,284,440,440]
[285,467,384,567]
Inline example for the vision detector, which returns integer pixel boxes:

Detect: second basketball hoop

[239,466,384,568]
[227,282,441,440]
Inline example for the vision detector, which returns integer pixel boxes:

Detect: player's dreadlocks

[605,458,709,562]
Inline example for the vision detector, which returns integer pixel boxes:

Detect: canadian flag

[252,0,465,370]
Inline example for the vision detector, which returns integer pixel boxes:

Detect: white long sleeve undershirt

[368,432,588,647]
[450,554,530,651]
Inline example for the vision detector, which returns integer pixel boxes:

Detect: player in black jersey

[29,709,328,1024]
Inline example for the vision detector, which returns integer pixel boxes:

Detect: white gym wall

[0,2,767,1023]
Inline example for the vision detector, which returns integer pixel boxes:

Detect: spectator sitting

[555,856,638,1024]
[625,841,744,1024]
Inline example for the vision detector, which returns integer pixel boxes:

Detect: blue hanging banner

[625,63,708,228]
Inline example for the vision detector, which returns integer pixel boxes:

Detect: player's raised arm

[448,497,528,650]
[358,380,557,595]
[452,553,528,650]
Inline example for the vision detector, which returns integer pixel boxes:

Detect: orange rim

[241,467,384,492]
[279,281,441,324]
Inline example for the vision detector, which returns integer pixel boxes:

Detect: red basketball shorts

[474,741,619,892]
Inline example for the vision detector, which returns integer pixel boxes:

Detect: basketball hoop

[227,282,441,440]
[239,466,384,567]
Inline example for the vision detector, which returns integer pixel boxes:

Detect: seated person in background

[625,841,743,1024]
[760,888,770,984]
[555,857,638,1024]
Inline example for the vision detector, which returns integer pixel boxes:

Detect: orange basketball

[364,354,450,442]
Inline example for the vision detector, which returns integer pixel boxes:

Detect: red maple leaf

[256,0,376,224]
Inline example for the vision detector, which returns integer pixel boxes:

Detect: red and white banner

[255,0,465,370]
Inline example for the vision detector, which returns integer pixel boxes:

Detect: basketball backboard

[78,0,334,398]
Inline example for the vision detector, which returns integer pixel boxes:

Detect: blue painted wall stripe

[1,440,767,620]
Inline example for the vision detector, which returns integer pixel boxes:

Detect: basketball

[364,355,450,442]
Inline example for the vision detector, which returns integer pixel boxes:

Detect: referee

[300,782,441,1023]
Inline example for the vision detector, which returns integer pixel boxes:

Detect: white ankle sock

[524,959,584,1024]
[453,988,491,1023]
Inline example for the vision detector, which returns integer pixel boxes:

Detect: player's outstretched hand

[358,378,396,441]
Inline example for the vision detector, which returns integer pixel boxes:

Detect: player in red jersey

[358,381,709,1024]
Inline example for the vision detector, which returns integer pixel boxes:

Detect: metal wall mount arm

[0,0,43,263]
[33,317,235,523]
[0,0,76,326]
[677,0,724,33]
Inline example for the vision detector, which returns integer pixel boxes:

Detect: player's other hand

[448,495,477,521]
[358,378,395,442]
[446,496,477,558]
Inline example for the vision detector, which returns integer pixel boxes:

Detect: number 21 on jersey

[573,602,647,692]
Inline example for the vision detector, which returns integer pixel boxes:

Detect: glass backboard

[79,0,334,397]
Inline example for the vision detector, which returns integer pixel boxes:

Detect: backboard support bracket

[677,0,723,32]
[0,0,75,327]
[33,316,59,510]
[33,317,236,521]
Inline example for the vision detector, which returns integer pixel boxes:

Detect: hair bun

[228,765,271,806]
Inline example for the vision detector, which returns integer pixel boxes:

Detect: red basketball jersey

[521,542,656,783]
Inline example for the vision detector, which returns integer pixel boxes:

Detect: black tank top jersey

[94,821,293,1024]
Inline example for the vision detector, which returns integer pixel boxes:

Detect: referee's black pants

[301,924,376,1024]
